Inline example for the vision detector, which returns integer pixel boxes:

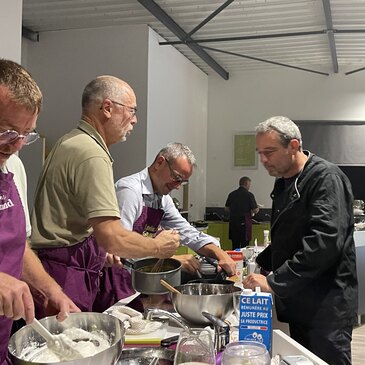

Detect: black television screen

[338,166,365,202]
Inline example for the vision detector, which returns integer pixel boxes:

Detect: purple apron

[94,206,164,313]
[244,213,253,242]
[0,171,26,365]
[35,235,106,317]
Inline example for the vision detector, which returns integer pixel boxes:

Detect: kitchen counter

[109,293,328,364]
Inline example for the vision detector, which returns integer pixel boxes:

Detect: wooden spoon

[160,279,181,294]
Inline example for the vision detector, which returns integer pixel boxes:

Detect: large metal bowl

[8,312,124,365]
[170,283,241,325]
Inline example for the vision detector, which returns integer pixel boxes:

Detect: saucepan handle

[120,258,135,269]
[202,256,228,280]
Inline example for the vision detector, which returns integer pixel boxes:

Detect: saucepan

[121,257,181,295]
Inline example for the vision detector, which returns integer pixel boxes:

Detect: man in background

[225,176,259,249]
[31,76,179,315]
[243,116,358,365]
[0,59,79,365]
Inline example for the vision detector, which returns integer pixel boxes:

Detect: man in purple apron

[0,59,79,365]
[115,143,236,275]
[103,143,237,308]
[0,170,27,364]
[30,76,180,316]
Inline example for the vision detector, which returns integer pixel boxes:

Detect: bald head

[81,75,134,112]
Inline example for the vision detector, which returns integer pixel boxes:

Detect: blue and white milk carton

[238,288,273,352]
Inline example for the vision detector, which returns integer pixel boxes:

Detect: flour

[19,327,111,363]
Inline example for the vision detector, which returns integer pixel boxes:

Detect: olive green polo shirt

[31,120,120,248]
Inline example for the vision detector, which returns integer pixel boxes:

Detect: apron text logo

[0,198,15,210]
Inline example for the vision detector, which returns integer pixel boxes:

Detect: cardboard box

[225,250,243,284]
[238,290,273,352]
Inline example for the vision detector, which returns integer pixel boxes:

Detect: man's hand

[172,254,200,274]
[0,272,34,323]
[216,253,236,276]
[154,230,180,258]
[105,253,123,267]
[41,286,81,322]
[242,273,273,293]
[198,244,237,277]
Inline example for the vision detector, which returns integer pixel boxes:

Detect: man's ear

[152,155,165,171]
[99,99,113,117]
[289,138,300,153]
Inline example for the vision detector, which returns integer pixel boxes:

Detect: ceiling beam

[183,0,234,40]
[160,28,365,46]
[160,30,327,45]
[345,67,365,76]
[22,26,39,42]
[200,45,329,76]
[322,0,338,73]
[137,0,229,80]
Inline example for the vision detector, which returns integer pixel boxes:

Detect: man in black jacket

[243,116,358,365]
[225,176,259,249]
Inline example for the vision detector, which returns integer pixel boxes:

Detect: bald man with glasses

[30,76,179,316]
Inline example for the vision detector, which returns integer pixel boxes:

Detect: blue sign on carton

[238,291,273,351]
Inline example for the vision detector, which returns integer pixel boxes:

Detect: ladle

[160,279,182,294]
[29,318,83,361]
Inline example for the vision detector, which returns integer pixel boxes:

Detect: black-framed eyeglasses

[0,129,39,146]
[165,158,189,185]
[109,100,137,117]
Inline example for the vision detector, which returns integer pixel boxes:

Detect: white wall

[22,25,209,220]
[0,0,22,62]
[22,25,149,177]
[207,69,365,208]
[147,28,208,221]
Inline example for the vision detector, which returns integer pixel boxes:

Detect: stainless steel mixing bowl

[8,312,124,365]
[170,283,241,325]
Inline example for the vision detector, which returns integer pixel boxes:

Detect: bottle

[263,230,270,245]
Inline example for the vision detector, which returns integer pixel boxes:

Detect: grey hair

[157,142,196,166]
[81,75,129,109]
[256,116,302,148]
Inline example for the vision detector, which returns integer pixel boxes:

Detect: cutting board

[124,325,168,345]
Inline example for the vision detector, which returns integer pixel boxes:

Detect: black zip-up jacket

[257,152,358,328]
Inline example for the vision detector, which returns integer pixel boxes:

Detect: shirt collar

[140,167,155,196]
[77,120,114,163]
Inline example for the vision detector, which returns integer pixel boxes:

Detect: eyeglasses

[165,158,189,185]
[0,129,39,146]
[109,100,137,117]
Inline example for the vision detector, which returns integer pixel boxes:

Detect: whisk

[150,258,164,273]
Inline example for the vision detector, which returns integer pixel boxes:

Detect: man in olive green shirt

[31,76,179,315]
